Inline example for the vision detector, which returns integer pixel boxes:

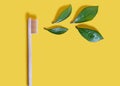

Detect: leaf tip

[52,22,55,24]
[75,26,77,28]
[69,4,72,8]
[44,27,48,30]
[75,26,79,29]
[90,5,99,9]
[71,20,78,24]
[52,20,58,24]
[101,35,104,39]
[95,6,99,8]
[70,21,74,23]
[93,6,99,11]
[52,20,61,24]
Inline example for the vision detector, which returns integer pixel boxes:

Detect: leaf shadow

[76,24,98,31]
[44,25,66,30]
[52,4,71,24]
[25,12,37,85]
[71,5,89,23]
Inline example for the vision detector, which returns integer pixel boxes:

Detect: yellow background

[0,0,120,86]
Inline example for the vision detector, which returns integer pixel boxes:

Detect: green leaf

[44,26,68,35]
[52,5,72,23]
[76,26,103,42]
[72,6,98,23]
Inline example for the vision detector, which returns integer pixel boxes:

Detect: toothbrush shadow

[25,13,36,85]
[26,13,29,85]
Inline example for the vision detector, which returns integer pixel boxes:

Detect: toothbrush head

[31,18,38,34]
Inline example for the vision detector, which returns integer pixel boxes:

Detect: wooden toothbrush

[28,17,38,86]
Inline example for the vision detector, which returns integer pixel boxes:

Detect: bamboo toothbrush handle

[28,18,32,86]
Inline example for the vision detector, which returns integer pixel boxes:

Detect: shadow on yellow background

[25,13,37,85]
[76,24,98,31]
[44,25,67,30]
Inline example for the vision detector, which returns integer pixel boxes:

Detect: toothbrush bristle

[31,19,38,33]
